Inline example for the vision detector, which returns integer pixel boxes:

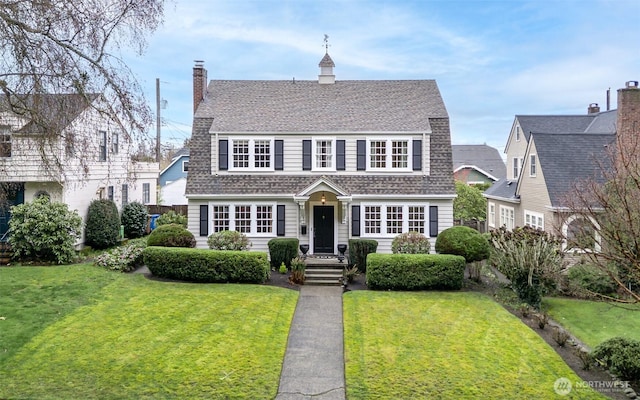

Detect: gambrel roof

[194,80,448,132]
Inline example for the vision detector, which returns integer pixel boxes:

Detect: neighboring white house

[185,54,456,254]
[0,93,159,244]
[159,148,189,205]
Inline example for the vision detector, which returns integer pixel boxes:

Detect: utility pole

[156,78,161,163]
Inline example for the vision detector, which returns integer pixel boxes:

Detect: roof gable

[452,144,506,180]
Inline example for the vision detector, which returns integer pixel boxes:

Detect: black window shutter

[302,140,312,170]
[356,140,366,171]
[219,140,228,170]
[199,205,209,237]
[336,140,346,170]
[277,205,285,236]
[352,205,361,237]
[429,206,438,237]
[275,140,284,170]
[413,140,422,171]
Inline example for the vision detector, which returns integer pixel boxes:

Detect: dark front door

[313,205,334,254]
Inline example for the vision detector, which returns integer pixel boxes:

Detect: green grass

[0,264,298,399]
[544,297,640,348]
[343,291,605,400]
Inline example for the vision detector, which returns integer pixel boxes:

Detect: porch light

[321,192,326,204]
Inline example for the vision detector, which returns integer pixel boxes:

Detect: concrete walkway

[276,286,346,400]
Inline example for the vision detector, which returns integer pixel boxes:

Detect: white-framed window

[230,138,273,171]
[99,130,107,161]
[121,184,128,206]
[367,138,411,171]
[210,203,275,235]
[524,210,544,230]
[112,133,119,154]
[0,127,11,158]
[313,138,335,170]
[142,183,150,204]
[362,203,429,237]
[408,206,425,234]
[488,202,496,227]
[529,154,537,177]
[562,215,600,252]
[513,157,520,179]
[107,186,114,201]
[499,206,515,230]
[516,126,521,141]
[182,160,189,173]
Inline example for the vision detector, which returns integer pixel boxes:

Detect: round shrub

[85,199,121,249]
[391,231,431,254]
[94,238,147,272]
[435,226,490,263]
[156,210,187,227]
[208,230,251,250]
[593,337,640,381]
[8,196,83,264]
[121,201,148,239]
[147,223,196,248]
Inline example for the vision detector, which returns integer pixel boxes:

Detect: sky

[124,0,640,153]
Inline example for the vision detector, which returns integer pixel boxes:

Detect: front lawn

[0,264,298,400]
[343,291,605,399]
[544,297,640,348]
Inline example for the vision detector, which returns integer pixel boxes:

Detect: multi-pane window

[121,184,128,206]
[488,203,496,227]
[233,140,250,168]
[525,211,544,230]
[408,206,425,233]
[530,154,537,176]
[99,131,107,161]
[142,183,150,204]
[231,139,272,170]
[391,141,408,168]
[256,205,273,233]
[364,206,382,234]
[386,206,403,234]
[369,141,386,168]
[112,133,119,154]
[235,206,251,233]
[0,128,11,157]
[213,206,230,232]
[315,140,333,169]
[513,157,519,179]
[500,206,515,230]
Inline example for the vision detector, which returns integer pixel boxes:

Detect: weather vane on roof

[323,34,330,53]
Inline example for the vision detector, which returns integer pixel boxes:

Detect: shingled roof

[516,111,617,142]
[530,132,614,207]
[452,144,506,181]
[194,80,448,132]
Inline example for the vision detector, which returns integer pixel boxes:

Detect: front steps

[304,256,346,286]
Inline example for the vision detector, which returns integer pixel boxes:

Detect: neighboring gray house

[185,53,456,254]
[484,81,640,250]
[452,144,506,185]
[159,148,189,205]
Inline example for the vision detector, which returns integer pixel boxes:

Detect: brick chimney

[193,60,207,114]
[587,103,600,114]
[616,80,640,163]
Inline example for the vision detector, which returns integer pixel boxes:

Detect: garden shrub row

[366,253,466,290]
[143,246,270,283]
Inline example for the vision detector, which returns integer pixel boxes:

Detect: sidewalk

[276,286,346,400]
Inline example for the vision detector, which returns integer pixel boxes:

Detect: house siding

[517,141,553,232]
[505,119,528,180]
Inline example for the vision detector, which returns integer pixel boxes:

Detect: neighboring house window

[488,203,496,227]
[524,210,544,230]
[516,126,521,141]
[112,133,119,154]
[564,216,600,252]
[107,186,114,201]
[121,184,128,206]
[99,131,107,161]
[142,183,150,204]
[0,127,11,157]
[212,206,230,232]
[529,154,537,177]
[182,160,189,172]
[499,206,515,230]
[65,132,75,157]
[361,204,430,237]
[313,139,335,170]
[408,206,425,234]
[210,204,275,235]
[513,157,519,179]
[367,138,411,171]
[230,138,273,170]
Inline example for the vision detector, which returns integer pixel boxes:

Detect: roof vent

[626,81,639,89]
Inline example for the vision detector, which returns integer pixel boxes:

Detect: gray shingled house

[185,53,456,254]
[452,144,506,185]
[484,81,640,251]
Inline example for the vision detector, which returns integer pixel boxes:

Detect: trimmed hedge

[435,226,490,263]
[143,246,270,283]
[267,238,299,269]
[147,224,196,248]
[348,239,378,272]
[366,253,466,290]
[85,199,121,249]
